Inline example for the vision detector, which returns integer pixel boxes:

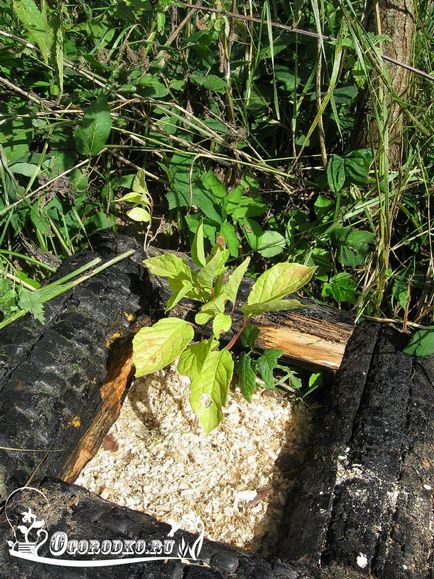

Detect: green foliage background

[0,0,433,331]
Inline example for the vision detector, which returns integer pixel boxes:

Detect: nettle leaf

[242,298,302,316]
[257,230,286,257]
[191,220,206,267]
[189,348,234,434]
[201,170,227,199]
[237,353,257,403]
[322,272,357,304]
[327,154,346,193]
[257,349,283,389]
[244,262,315,314]
[190,72,227,94]
[332,226,374,267]
[18,288,45,323]
[73,99,112,156]
[144,254,192,280]
[220,221,239,257]
[239,324,260,349]
[213,313,232,339]
[133,318,194,377]
[403,328,434,357]
[344,149,372,185]
[178,337,218,381]
[126,207,150,222]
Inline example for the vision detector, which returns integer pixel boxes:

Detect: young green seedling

[133,222,315,434]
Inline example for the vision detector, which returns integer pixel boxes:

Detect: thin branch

[0,75,51,108]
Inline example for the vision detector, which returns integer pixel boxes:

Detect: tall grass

[0,0,432,325]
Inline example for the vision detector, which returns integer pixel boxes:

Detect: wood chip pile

[76,367,311,555]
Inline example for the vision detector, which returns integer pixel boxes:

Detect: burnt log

[278,323,434,578]
[0,478,303,579]
[0,234,151,496]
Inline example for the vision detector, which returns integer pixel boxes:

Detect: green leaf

[231,197,266,220]
[195,255,250,325]
[274,65,297,92]
[10,162,39,177]
[332,227,374,267]
[322,272,357,304]
[191,220,206,267]
[144,254,192,280]
[197,248,230,293]
[166,279,194,311]
[257,349,283,389]
[225,186,242,214]
[327,154,346,194]
[403,328,434,357]
[190,72,227,94]
[239,324,260,349]
[201,170,227,199]
[133,318,194,377]
[195,293,226,325]
[308,372,323,393]
[257,231,286,257]
[237,353,257,403]
[119,192,142,203]
[220,221,239,257]
[193,189,223,224]
[126,207,150,222]
[242,298,303,316]
[132,169,150,196]
[344,149,372,185]
[17,288,45,323]
[30,200,51,234]
[12,0,53,65]
[213,313,232,339]
[189,348,234,434]
[178,338,217,381]
[137,76,170,97]
[224,257,250,304]
[246,262,315,307]
[73,99,112,156]
[238,218,263,250]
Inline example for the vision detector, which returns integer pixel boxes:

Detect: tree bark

[351,0,416,166]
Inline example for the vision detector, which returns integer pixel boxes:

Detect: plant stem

[226,317,248,351]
